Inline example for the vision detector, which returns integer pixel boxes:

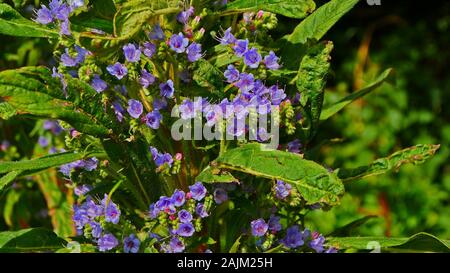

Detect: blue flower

[123,43,141,63]
[224,65,240,83]
[195,203,209,218]
[179,99,195,120]
[60,19,70,36]
[74,184,92,196]
[219,27,236,45]
[141,42,156,58]
[233,39,249,57]
[145,110,162,129]
[243,48,262,68]
[153,98,168,111]
[90,221,102,238]
[177,6,195,24]
[275,180,292,199]
[127,99,143,119]
[171,189,186,207]
[139,69,155,88]
[107,62,128,80]
[269,85,286,105]
[49,0,70,21]
[251,219,269,237]
[102,194,121,224]
[149,203,160,219]
[156,196,176,214]
[213,188,228,204]
[35,5,53,25]
[264,51,280,70]
[309,232,326,253]
[38,136,49,147]
[98,233,119,252]
[287,139,302,154]
[61,48,78,67]
[112,100,125,122]
[235,73,254,93]
[169,33,189,53]
[159,80,175,98]
[268,215,282,232]
[325,247,338,253]
[149,23,165,40]
[83,157,98,171]
[73,205,89,229]
[177,222,195,237]
[186,42,202,62]
[68,0,84,9]
[85,198,103,218]
[178,210,193,223]
[169,237,185,253]
[123,234,140,253]
[281,226,304,248]
[189,182,207,201]
[91,75,107,93]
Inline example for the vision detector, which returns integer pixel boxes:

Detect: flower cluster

[149,146,182,174]
[34,0,84,35]
[60,157,98,177]
[148,182,213,253]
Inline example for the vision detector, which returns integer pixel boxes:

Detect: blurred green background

[0,0,449,239]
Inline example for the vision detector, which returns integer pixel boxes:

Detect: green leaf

[229,235,242,253]
[192,59,224,93]
[0,171,22,193]
[320,68,394,121]
[0,228,67,252]
[225,0,315,19]
[0,3,58,38]
[287,0,360,44]
[328,232,450,253]
[0,101,17,120]
[214,143,345,206]
[328,215,377,237]
[337,144,440,181]
[296,41,334,138]
[196,166,238,183]
[0,66,113,137]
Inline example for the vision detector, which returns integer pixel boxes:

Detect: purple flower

[281,226,304,248]
[195,203,209,218]
[107,62,128,80]
[189,182,207,201]
[171,189,186,207]
[269,85,286,105]
[287,139,302,154]
[141,42,156,58]
[235,73,254,93]
[264,51,280,70]
[179,99,195,120]
[178,210,193,223]
[123,234,140,253]
[49,0,70,21]
[90,221,102,238]
[243,48,262,69]
[224,65,240,83]
[35,5,53,25]
[309,232,326,253]
[83,157,98,171]
[159,80,175,98]
[74,184,92,196]
[169,33,189,53]
[60,19,70,36]
[250,219,269,237]
[177,222,195,237]
[219,27,236,45]
[85,198,103,218]
[123,43,141,63]
[61,48,78,67]
[325,247,338,253]
[145,110,162,129]
[98,233,119,252]
[68,0,84,9]
[139,69,155,88]
[275,180,292,199]
[186,42,202,62]
[149,203,160,219]
[233,39,249,57]
[177,6,194,24]
[112,100,125,122]
[151,150,174,168]
[149,24,165,40]
[38,136,49,147]
[169,237,185,253]
[91,75,107,93]
[74,45,89,63]
[268,215,282,232]
[127,99,143,119]
[213,188,228,204]
[156,196,176,214]
[153,98,168,111]
[102,194,121,224]
[73,205,89,228]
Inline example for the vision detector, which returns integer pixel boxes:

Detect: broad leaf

[196,166,238,183]
[0,228,67,252]
[0,67,114,137]
[328,232,450,253]
[320,68,394,120]
[337,144,440,181]
[214,143,345,206]
[225,0,315,19]
[0,3,58,38]
[287,0,360,44]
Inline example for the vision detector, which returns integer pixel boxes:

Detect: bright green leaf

[196,166,238,183]
[0,228,67,252]
[225,0,315,19]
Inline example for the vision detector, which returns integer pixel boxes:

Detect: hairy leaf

[196,166,238,183]
[0,3,58,38]
[337,144,440,181]
[214,143,345,205]
[287,0,360,44]
[225,0,315,19]
[0,228,66,252]
[193,59,224,93]
[320,68,394,121]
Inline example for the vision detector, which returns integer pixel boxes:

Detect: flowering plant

[0,0,447,253]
